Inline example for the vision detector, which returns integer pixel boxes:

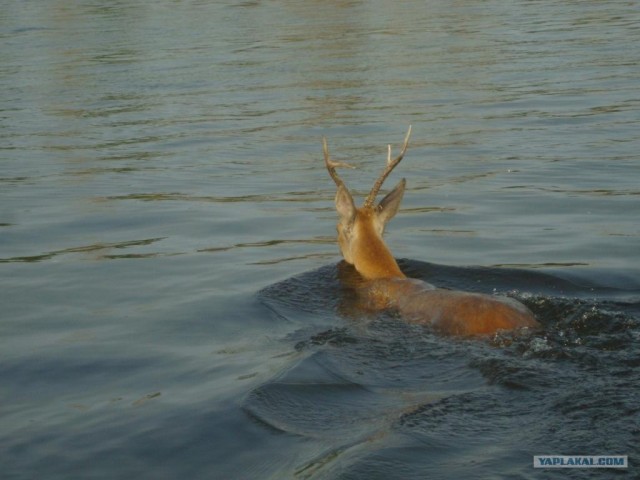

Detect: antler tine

[323,136,354,191]
[364,125,412,208]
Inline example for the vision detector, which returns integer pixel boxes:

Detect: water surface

[1,1,639,478]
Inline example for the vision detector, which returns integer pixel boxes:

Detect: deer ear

[377,178,405,226]
[335,185,356,223]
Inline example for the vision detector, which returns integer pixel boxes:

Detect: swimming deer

[323,127,539,336]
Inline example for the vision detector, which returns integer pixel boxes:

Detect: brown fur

[325,130,540,336]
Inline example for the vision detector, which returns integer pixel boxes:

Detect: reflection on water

[1,0,639,478]
[0,237,167,263]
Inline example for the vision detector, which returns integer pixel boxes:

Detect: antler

[363,125,412,208]
[323,137,355,191]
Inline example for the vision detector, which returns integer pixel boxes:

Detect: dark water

[256,261,640,479]
[1,1,639,479]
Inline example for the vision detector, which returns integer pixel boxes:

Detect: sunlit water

[1,1,639,479]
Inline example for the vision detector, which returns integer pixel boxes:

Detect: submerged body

[324,127,540,336]
[359,277,538,336]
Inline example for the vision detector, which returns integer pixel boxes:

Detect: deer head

[323,126,412,280]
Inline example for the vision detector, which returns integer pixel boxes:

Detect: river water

[1,1,639,479]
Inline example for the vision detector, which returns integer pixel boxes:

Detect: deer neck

[351,212,405,280]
